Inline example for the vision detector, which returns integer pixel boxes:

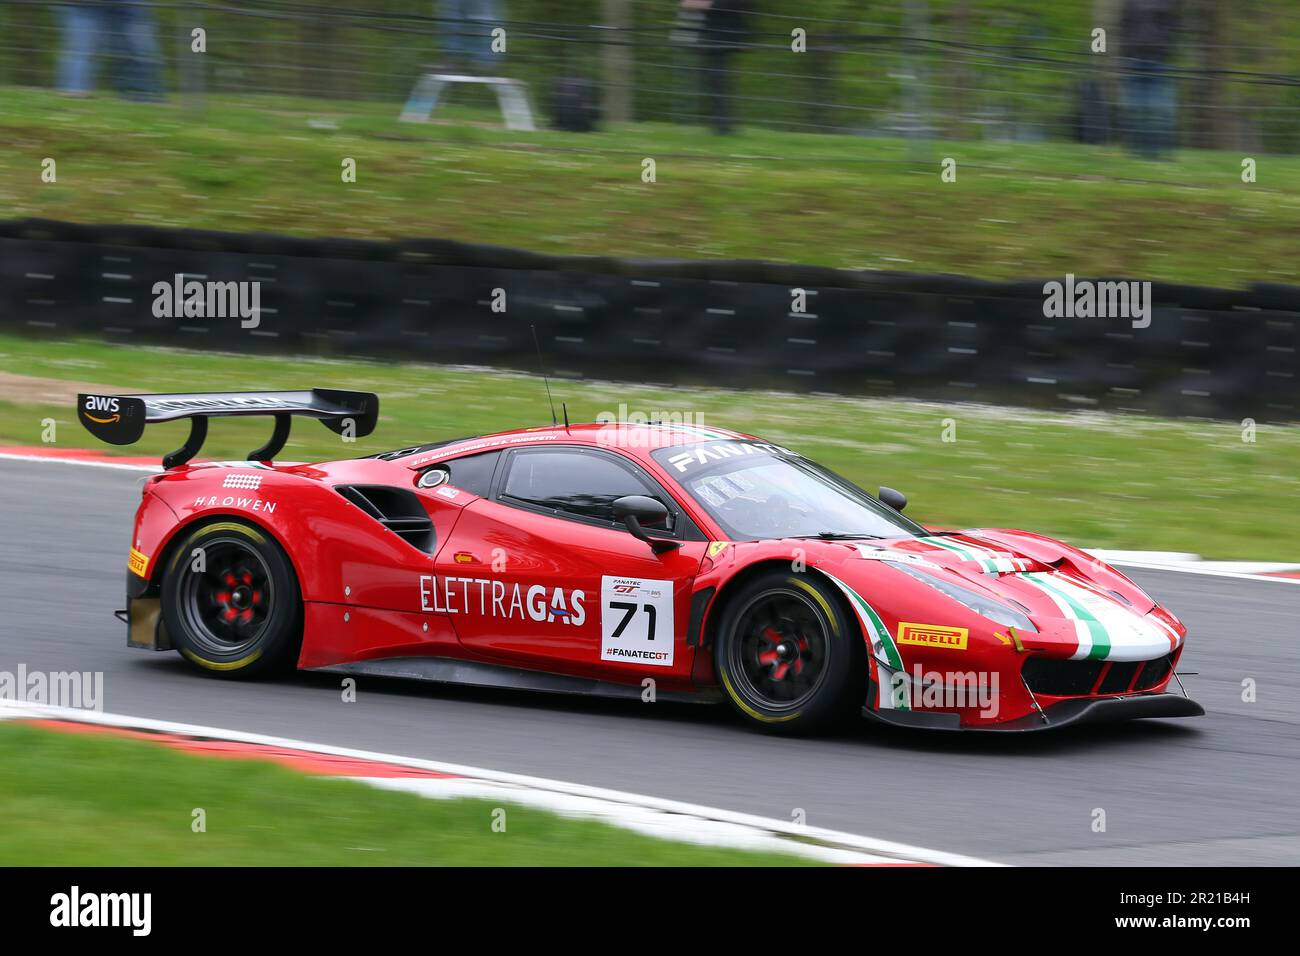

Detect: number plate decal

[600,576,675,667]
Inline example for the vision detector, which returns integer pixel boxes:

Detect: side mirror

[612,495,679,554]
[879,486,907,512]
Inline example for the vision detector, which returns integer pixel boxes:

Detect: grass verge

[3,88,1300,287]
[1,333,1297,560]
[0,722,810,865]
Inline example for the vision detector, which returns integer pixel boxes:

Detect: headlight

[894,565,1038,633]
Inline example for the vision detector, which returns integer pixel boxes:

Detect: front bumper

[863,692,1205,732]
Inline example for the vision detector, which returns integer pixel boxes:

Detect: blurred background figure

[1119,0,1181,158]
[107,0,164,100]
[680,0,753,135]
[57,0,163,100]
[438,0,505,74]
[56,1,105,96]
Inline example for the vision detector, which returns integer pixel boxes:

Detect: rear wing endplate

[77,389,379,469]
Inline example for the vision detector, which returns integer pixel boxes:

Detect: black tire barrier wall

[0,218,1295,422]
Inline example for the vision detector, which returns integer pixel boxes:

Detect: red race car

[80,389,1203,733]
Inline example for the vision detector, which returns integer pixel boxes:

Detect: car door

[437,445,708,686]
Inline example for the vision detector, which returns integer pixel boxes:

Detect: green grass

[3,87,1300,287]
[3,332,1298,561]
[0,723,810,865]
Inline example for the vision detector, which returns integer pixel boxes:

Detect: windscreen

[653,441,925,541]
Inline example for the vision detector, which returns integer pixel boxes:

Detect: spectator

[56,1,106,96]
[439,0,505,74]
[108,1,163,100]
[682,0,753,135]
[1119,0,1181,158]
[57,1,163,101]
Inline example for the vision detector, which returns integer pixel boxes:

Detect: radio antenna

[530,324,558,426]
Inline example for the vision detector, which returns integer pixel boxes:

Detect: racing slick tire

[161,519,302,678]
[714,570,867,734]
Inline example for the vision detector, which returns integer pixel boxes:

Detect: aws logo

[83,395,121,424]
[77,393,144,446]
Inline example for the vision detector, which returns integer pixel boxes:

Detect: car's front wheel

[713,571,867,734]
[161,520,301,678]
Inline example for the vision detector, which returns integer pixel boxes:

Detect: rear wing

[77,389,379,469]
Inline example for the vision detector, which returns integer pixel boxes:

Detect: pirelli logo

[127,548,150,578]
[897,622,968,651]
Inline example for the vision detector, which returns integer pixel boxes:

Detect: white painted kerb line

[0,701,999,867]
[0,452,159,473]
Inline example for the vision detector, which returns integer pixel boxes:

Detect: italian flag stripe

[919,535,1008,574]
[1056,573,1179,652]
[1035,573,1176,659]
[1149,614,1181,650]
[823,573,905,673]
[652,423,737,442]
[1024,573,1115,660]
[920,536,992,572]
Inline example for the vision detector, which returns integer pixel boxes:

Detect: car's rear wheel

[161,520,301,678]
[714,571,866,734]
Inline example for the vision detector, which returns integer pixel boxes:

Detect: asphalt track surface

[3,458,1298,865]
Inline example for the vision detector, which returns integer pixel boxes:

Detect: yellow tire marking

[718,666,800,723]
[169,521,268,571]
[788,576,839,636]
[181,648,263,672]
[171,522,272,672]
[200,521,267,545]
[718,575,838,724]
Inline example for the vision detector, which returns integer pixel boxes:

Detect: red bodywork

[124,421,1193,730]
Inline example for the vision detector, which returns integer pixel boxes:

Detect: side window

[443,450,500,497]
[501,449,673,529]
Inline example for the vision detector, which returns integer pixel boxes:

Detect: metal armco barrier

[0,219,1295,421]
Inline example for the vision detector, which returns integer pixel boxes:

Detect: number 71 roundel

[600,576,676,667]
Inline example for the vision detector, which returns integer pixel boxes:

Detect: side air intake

[335,485,436,552]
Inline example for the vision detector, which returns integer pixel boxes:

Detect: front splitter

[863,692,1205,733]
